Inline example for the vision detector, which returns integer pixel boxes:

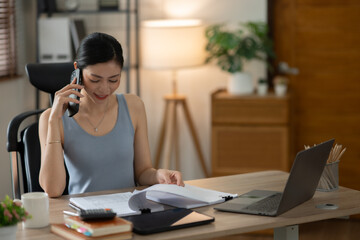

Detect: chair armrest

[7,109,45,152]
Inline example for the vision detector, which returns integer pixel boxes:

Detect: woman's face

[81,60,122,104]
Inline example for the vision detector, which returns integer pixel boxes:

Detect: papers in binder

[69,184,238,217]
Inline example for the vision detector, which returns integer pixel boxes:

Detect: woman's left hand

[156,169,184,187]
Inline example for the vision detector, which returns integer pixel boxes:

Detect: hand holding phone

[68,68,82,117]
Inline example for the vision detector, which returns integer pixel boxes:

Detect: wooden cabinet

[211,89,292,176]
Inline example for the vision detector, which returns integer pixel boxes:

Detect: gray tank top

[62,94,135,194]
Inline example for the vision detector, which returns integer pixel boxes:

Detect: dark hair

[75,32,124,69]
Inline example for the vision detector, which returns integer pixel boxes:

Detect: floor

[210,218,360,240]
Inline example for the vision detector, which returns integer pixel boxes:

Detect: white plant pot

[228,72,254,95]
[257,84,268,96]
[0,225,17,240]
[274,84,287,96]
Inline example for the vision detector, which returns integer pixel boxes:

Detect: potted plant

[0,195,31,240]
[205,21,275,94]
[273,75,288,96]
[257,78,268,96]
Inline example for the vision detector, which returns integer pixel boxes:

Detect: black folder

[123,208,214,235]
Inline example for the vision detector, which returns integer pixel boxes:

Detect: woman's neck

[79,92,114,116]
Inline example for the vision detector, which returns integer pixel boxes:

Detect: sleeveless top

[62,94,135,194]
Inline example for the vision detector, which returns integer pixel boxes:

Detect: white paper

[70,192,141,217]
[132,184,238,209]
[69,184,238,217]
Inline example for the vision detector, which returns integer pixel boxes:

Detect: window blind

[0,0,16,78]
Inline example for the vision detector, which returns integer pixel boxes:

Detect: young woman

[39,32,183,197]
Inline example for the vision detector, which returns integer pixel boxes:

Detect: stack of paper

[70,184,238,217]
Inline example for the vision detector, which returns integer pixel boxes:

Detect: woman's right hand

[49,77,83,121]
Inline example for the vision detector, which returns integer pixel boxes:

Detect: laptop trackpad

[240,190,277,200]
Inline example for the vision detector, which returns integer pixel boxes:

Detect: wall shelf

[35,0,140,108]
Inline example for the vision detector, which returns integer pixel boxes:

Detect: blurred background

[1,0,359,200]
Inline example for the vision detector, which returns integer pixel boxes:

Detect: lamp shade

[141,19,206,70]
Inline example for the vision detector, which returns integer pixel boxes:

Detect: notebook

[214,139,334,217]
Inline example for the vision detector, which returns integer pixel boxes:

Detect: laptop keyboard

[243,193,282,213]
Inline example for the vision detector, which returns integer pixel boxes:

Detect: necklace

[86,100,109,132]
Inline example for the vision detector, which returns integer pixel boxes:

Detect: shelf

[39,9,138,16]
[35,0,140,109]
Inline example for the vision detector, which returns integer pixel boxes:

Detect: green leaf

[205,21,275,73]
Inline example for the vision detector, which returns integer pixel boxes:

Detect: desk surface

[16,171,360,240]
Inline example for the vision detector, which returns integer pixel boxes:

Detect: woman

[39,32,183,197]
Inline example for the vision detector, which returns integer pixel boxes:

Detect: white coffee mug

[21,192,49,228]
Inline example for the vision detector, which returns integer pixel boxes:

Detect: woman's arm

[39,79,83,197]
[126,94,183,186]
[38,109,67,197]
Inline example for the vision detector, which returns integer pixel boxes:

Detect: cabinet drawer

[212,126,289,176]
[212,92,290,124]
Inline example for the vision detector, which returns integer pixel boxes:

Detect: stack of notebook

[51,216,132,240]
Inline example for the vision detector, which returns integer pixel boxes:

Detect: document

[69,184,238,217]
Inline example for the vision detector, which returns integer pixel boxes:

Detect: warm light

[141,19,206,70]
[142,19,202,28]
[163,1,205,19]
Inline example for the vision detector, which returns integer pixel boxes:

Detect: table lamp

[141,19,209,177]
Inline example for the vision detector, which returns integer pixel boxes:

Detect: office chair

[7,62,74,199]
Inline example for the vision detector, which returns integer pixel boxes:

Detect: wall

[0,0,37,198]
[140,0,267,180]
[0,0,266,198]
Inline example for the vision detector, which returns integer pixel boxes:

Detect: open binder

[69,184,238,217]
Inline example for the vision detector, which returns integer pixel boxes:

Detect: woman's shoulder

[122,93,142,101]
[122,93,144,109]
[121,94,146,126]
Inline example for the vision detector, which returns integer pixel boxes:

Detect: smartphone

[67,68,82,117]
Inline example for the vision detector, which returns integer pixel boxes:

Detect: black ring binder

[222,196,234,201]
[140,208,151,214]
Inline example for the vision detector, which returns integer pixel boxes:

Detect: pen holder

[317,161,339,192]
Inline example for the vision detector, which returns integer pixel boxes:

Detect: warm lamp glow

[141,19,206,70]
[141,20,210,177]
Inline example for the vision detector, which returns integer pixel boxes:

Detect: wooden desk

[15,171,360,240]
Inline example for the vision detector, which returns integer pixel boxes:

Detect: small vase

[257,83,268,96]
[274,84,287,96]
[0,224,17,240]
[228,72,254,95]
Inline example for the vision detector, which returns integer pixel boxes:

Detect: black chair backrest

[22,122,44,193]
[7,62,73,198]
[25,62,74,103]
[22,122,43,192]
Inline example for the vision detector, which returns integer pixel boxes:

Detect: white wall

[0,0,266,198]
[0,0,37,198]
[140,0,267,180]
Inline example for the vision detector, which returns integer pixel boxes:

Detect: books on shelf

[51,223,132,240]
[69,184,238,217]
[63,215,132,237]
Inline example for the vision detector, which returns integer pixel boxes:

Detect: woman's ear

[73,62,78,69]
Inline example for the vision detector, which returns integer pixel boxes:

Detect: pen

[69,202,81,211]
[63,210,79,216]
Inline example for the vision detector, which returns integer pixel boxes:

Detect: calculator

[79,209,116,221]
